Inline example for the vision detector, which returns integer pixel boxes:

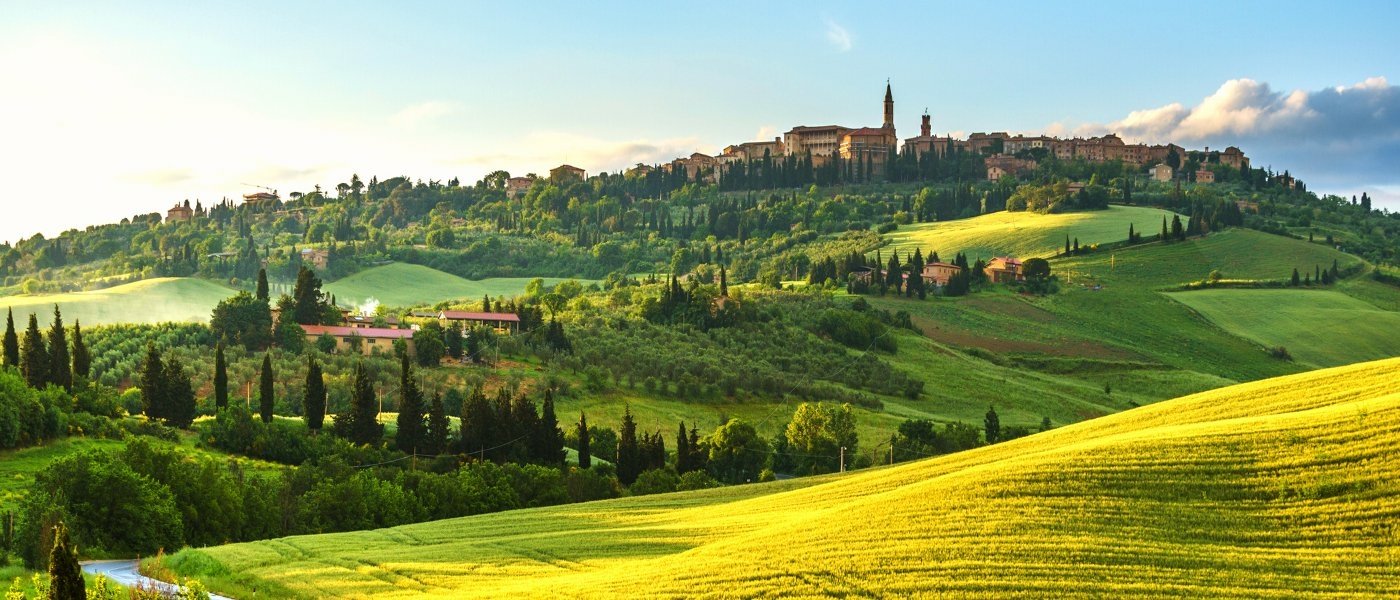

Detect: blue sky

[2,0,1399,242]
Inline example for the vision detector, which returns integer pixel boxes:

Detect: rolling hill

[163,357,1400,599]
[324,263,591,309]
[0,278,234,327]
[1169,288,1400,368]
[883,205,1179,260]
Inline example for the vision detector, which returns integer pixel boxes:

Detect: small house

[301,325,415,357]
[984,257,1025,283]
[439,311,521,334]
[921,262,962,286]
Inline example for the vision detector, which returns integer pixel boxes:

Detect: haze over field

[3,1,1400,243]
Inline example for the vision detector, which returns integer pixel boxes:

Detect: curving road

[81,560,234,600]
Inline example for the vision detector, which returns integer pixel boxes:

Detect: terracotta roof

[301,325,414,339]
[552,165,584,172]
[786,125,849,133]
[990,257,1023,267]
[440,311,521,322]
[844,127,889,137]
[925,262,961,269]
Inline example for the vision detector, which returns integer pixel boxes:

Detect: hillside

[0,278,234,327]
[883,205,1179,260]
[164,357,1400,598]
[1169,288,1400,368]
[324,263,589,309]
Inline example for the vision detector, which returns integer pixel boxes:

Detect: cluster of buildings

[621,82,1250,185]
[855,255,1027,289]
[296,309,522,358]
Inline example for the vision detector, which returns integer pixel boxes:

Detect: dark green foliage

[258,353,275,423]
[273,295,307,353]
[458,387,494,458]
[213,339,228,409]
[413,322,446,367]
[576,412,591,469]
[162,355,196,428]
[303,357,326,432]
[21,314,49,389]
[336,362,382,445]
[704,418,768,484]
[395,354,426,454]
[210,291,273,351]
[984,405,1001,443]
[139,342,164,420]
[533,388,565,465]
[889,418,983,462]
[255,267,269,301]
[46,306,71,392]
[425,392,450,455]
[45,522,84,600]
[69,321,89,382]
[2,309,18,369]
[445,321,464,360]
[616,405,640,485]
[675,421,690,474]
[544,320,572,354]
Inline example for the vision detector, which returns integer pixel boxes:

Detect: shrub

[676,470,721,491]
[630,468,679,496]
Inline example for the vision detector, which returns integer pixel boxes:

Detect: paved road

[81,560,234,600]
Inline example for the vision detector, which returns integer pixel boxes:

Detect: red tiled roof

[301,325,414,339]
[925,262,961,269]
[845,127,889,137]
[440,311,521,322]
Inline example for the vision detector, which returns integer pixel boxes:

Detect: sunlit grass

[0,278,234,327]
[166,357,1400,598]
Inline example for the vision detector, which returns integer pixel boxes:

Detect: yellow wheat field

[175,357,1400,598]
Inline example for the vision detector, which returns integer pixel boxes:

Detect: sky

[2,0,1399,244]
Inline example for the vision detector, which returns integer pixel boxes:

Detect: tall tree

[46,523,84,600]
[534,388,565,465]
[162,356,196,428]
[292,266,328,325]
[425,392,450,455]
[341,361,382,445]
[617,405,641,485]
[395,353,427,454]
[47,305,71,392]
[255,267,269,301]
[458,387,493,458]
[21,314,49,389]
[984,405,1001,444]
[213,339,228,409]
[258,353,275,423]
[1,308,17,369]
[576,412,591,469]
[675,420,691,474]
[69,320,89,382]
[303,357,326,432]
[139,342,164,420]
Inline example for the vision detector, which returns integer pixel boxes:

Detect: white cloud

[824,17,852,52]
[754,125,778,141]
[389,101,462,127]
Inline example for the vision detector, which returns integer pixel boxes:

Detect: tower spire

[883,80,894,129]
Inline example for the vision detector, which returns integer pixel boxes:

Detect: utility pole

[839,446,846,473]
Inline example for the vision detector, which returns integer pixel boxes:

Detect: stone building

[166,202,193,223]
[549,164,586,183]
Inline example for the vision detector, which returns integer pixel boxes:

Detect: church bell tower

[883,80,894,130]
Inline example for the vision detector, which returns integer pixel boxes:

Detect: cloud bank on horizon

[1056,77,1400,201]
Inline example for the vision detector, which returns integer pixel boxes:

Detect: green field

[1168,288,1400,368]
[884,205,1179,260]
[325,263,592,309]
[163,357,1400,598]
[0,278,234,327]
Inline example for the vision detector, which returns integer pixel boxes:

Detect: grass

[1168,288,1400,368]
[883,205,1180,260]
[0,278,234,328]
[324,263,593,309]
[162,356,1400,598]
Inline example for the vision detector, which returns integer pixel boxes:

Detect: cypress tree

[1161,216,1169,241]
[347,362,381,445]
[719,264,729,297]
[395,353,426,454]
[303,357,326,432]
[213,339,228,409]
[46,523,84,600]
[617,405,640,485]
[69,320,89,382]
[47,306,71,392]
[984,405,1001,444]
[675,420,690,473]
[2,308,17,369]
[255,268,269,301]
[139,342,164,420]
[509,393,539,463]
[426,392,450,455]
[21,314,49,389]
[1065,235,1071,255]
[459,387,493,458]
[163,356,195,428]
[258,353,275,423]
[689,426,704,473]
[1128,223,1135,243]
[535,388,564,465]
[577,412,591,469]
[1291,268,1301,286]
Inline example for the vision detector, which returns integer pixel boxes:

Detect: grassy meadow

[1169,288,1400,368]
[883,205,1179,260]
[162,357,1400,599]
[0,278,234,327]
[325,263,591,309]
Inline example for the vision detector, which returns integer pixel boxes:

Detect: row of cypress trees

[1,306,90,393]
